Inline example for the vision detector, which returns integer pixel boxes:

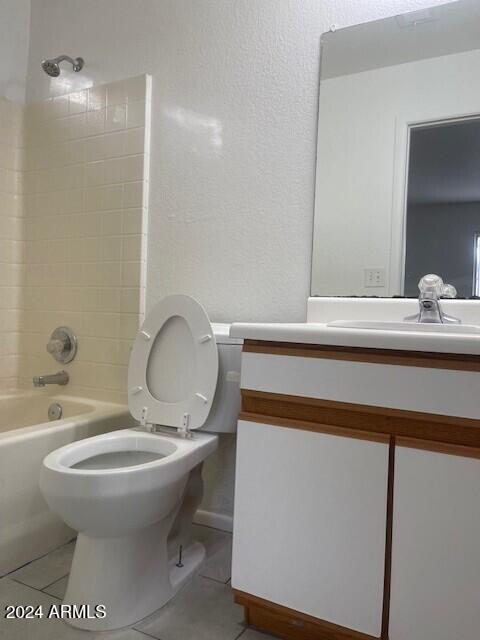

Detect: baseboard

[233,589,380,640]
[193,509,233,533]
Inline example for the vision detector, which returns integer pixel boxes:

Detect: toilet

[40,294,242,631]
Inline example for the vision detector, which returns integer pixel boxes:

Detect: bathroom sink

[326,320,480,334]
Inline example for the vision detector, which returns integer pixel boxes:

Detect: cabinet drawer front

[232,419,389,637]
[241,351,480,420]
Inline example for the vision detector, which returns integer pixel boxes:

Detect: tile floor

[1,525,274,640]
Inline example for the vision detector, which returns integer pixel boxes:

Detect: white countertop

[230,322,480,354]
[230,298,480,355]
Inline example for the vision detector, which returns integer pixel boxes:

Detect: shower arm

[50,55,84,71]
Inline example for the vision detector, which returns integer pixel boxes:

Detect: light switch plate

[364,268,386,288]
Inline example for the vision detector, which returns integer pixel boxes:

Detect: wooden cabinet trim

[241,389,480,451]
[244,339,480,372]
[396,436,480,459]
[381,438,394,639]
[233,589,380,640]
[239,411,390,444]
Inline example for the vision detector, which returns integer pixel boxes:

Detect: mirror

[312,0,480,297]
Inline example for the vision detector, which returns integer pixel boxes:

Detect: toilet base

[63,522,205,631]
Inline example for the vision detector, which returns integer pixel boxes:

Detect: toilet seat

[127,295,218,432]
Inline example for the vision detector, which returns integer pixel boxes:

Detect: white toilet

[40,294,242,631]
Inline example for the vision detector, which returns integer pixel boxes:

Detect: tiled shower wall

[0,98,24,391]
[17,75,150,403]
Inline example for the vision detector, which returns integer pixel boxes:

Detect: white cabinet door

[232,419,389,637]
[390,445,480,640]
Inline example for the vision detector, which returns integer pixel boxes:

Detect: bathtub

[0,392,134,576]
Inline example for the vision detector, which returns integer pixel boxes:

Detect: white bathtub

[0,392,134,576]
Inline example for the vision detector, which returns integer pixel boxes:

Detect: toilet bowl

[40,295,242,631]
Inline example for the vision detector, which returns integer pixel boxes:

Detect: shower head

[41,55,84,77]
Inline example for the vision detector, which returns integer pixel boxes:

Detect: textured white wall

[0,0,30,101]
[25,0,453,323]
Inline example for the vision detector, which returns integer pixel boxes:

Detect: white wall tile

[122,155,144,182]
[0,98,25,387]
[105,104,126,132]
[12,76,150,401]
[88,85,107,112]
[103,158,124,184]
[69,90,87,115]
[123,181,143,208]
[106,80,127,107]
[126,101,145,129]
[86,109,105,137]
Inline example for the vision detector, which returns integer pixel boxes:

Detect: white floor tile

[135,575,244,640]
[193,524,232,583]
[0,577,150,640]
[43,575,68,600]
[9,541,75,590]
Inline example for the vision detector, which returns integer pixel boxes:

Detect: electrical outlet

[364,267,385,288]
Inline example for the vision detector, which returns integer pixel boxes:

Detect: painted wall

[0,0,30,102]
[24,0,456,524]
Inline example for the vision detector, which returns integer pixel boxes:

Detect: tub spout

[33,370,69,387]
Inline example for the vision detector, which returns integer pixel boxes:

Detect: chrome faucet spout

[404,274,460,325]
[416,296,446,324]
[33,370,69,387]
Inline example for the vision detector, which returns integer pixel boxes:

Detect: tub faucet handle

[47,338,66,355]
[46,327,77,364]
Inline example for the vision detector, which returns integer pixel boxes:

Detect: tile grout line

[194,522,233,534]
[131,629,165,640]
[199,573,231,585]
[2,538,75,580]
[41,573,69,592]
[131,621,166,639]
[7,577,63,601]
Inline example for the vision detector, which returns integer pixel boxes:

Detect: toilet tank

[203,323,243,433]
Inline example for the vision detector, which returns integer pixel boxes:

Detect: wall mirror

[311,0,480,297]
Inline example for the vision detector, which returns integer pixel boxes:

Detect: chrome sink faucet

[33,370,69,387]
[404,274,460,324]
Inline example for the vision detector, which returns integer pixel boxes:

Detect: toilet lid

[127,295,218,431]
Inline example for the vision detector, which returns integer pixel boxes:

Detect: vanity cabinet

[389,443,480,640]
[233,419,389,638]
[231,337,480,640]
